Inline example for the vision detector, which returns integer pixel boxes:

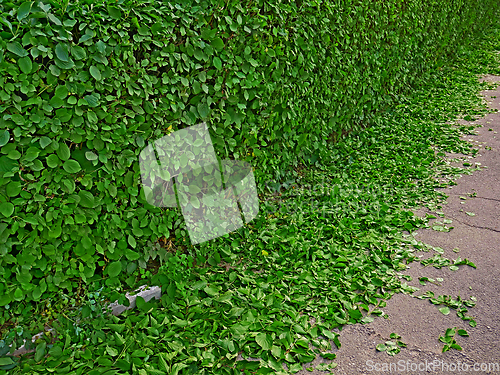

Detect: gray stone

[8,284,162,357]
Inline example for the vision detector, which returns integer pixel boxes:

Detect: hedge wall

[0,0,499,313]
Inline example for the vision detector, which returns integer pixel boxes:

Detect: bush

[0,0,498,316]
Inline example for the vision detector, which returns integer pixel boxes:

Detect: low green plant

[376,333,407,356]
[439,327,469,352]
[416,291,477,327]
[1,2,500,374]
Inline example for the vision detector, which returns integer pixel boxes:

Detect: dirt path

[328,75,500,375]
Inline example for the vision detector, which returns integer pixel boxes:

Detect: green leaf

[13,288,23,301]
[193,48,204,61]
[107,5,122,19]
[85,151,98,161]
[7,150,21,160]
[376,343,387,352]
[6,181,22,197]
[84,93,99,107]
[315,363,330,371]
[0,130,9,147]
[128,235,137,248]
[63,19,77,27]
[212,37,224,51]
[107,324,126,333]
[46,154,60,168]
[271,345,281,359]
[71,45,87,60]
[35,341,46,362]
[0,202,14,217]
[54,57,75,70]
[48,345,62,359]
[32,285,43,301]
[125,248,139,260]
[39,136,51,149]
[96,40,106,54]
[54,85,68,99]
[190,195,200,209]
[213,56,222,70]
[78,190,95,208]
[63,159,82,173]
[90,65,101,80]
[18,56,32,74]
[348,309,363,321]
[197,102,209,118]
[47,13,62,25]
[204,285,218,296]
[106,346,118,357]
[7,42,28,57]
[439,307,450,315]
[11,114,24,125]
[445,328,456,337]
[457,329,469,337]
[320,352,336,360]
[49,64,61,76]
[79,34,93,43]
[87,110,98,123]
[138,26,150,36]
[0,156,17,173]
[255,333,272,350]
[0,293,12,306]
[289,363,303,373]
[188,184,201,194]
[0,357,15,366]
[55,43,69,62]
[107,261,122,278]
[361,316,375,323]
[17,1,32,21]
[50,96,64,108]
[57,143,71,160]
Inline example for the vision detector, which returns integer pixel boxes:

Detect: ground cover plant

[0,0,499,323]
[1,16,500,374]
[2,0,500,374]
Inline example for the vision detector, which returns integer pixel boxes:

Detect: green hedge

[0,0,499,314]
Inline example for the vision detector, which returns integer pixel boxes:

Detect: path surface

[323,75,500,375]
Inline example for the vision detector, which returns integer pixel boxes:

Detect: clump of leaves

[420,254,476,271]
[439,327,469,352]
[418,276,443,286]
[376,333,407,356]
[416,292,477,326]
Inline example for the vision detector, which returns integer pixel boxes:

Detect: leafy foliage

[1,0,500,373]
[376,333,406,356]
[416,291,477,327]
[439,327,469,352]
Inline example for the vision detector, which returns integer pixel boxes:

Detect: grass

[2,26,500,375]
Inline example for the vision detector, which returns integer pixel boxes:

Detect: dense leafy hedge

[0,0,499,317]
